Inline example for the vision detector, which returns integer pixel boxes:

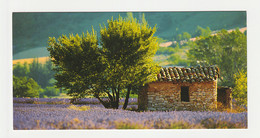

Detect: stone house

[138,66,232,111]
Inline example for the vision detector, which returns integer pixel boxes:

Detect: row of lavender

[13,103,247,129]
[13,97,138,105]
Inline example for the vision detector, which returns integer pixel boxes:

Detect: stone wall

[138,80,218,111]
[217,87,232,109]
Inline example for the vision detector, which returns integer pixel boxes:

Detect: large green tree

[188,28,247,86]
[100,16,159,109]
[47,15,159,109]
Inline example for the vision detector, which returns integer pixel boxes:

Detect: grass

[201,118,246,129]
[113,120,243,129]
[67,105,91,111]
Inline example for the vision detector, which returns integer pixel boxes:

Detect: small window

[181,86,189,102]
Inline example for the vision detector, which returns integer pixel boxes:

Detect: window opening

[181,86,189,102]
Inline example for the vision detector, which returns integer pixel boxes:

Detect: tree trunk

[112,88,116,101]
[115,86,120,109]
[95,95,110,108]
[123,87,131,110]
[106,92,114,103]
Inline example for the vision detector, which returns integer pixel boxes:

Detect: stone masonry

[139,81,217,111]
[138,66,221,111]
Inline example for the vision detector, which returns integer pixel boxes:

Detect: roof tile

[156,66,220,83]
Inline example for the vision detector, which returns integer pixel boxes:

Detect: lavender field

[13,98,247,129]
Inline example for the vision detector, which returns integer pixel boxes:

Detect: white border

[1,0,260,138]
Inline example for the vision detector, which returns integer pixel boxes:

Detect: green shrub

[43,86,60,97]
[233,70,247,106]
[156,47,175,55]
[13,76,41,98]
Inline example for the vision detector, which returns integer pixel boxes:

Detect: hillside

[12,56,50,65]
[12,26,247,66]
[13,11,246,59]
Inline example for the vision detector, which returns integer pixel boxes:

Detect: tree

[13,62,29,77]
[48,30,104,99]
[28,58,55,88]
[99,15,159,109]
[188,28,247,86]
[13,76,41,98]
[233,70,247,106]
[47,15,159,109]
[182,32,191,41]
[193,26,212,37]
[176,34,182,43]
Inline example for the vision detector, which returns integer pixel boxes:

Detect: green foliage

[176,34,182,42]
[48,15,159,109]
[193,26,212,37]
[28,59,55,88]
[167,54,189,67]
[42,86,60,97]
[156,47,175,55]
[48,30,103,99]
[13,58,55,89]
[13,76,41,98]
[165,43,190,67]
[233,70,247,106]
[157,37,167,44]
[182,32,191,41]
[13,62,29,77]
[100,15,159,108]
[188,28,247,86]
[13,58,56,98]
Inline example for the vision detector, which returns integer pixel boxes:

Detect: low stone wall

[138,80,218,111]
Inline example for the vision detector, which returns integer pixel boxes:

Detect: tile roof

[156,66,220,83]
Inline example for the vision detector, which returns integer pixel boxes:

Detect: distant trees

[13,59,56,98]
[156,47,175,55]
[193,26,212,37]
[47,15,159,109]
[188,28,247,87]
[28,59,55,88]
[173,32,192,45]
[13,62,29,77]
[182,32,191,41]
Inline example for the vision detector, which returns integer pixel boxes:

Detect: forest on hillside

[13,12,246,57]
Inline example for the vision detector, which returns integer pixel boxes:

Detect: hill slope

[13,11,246,59]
